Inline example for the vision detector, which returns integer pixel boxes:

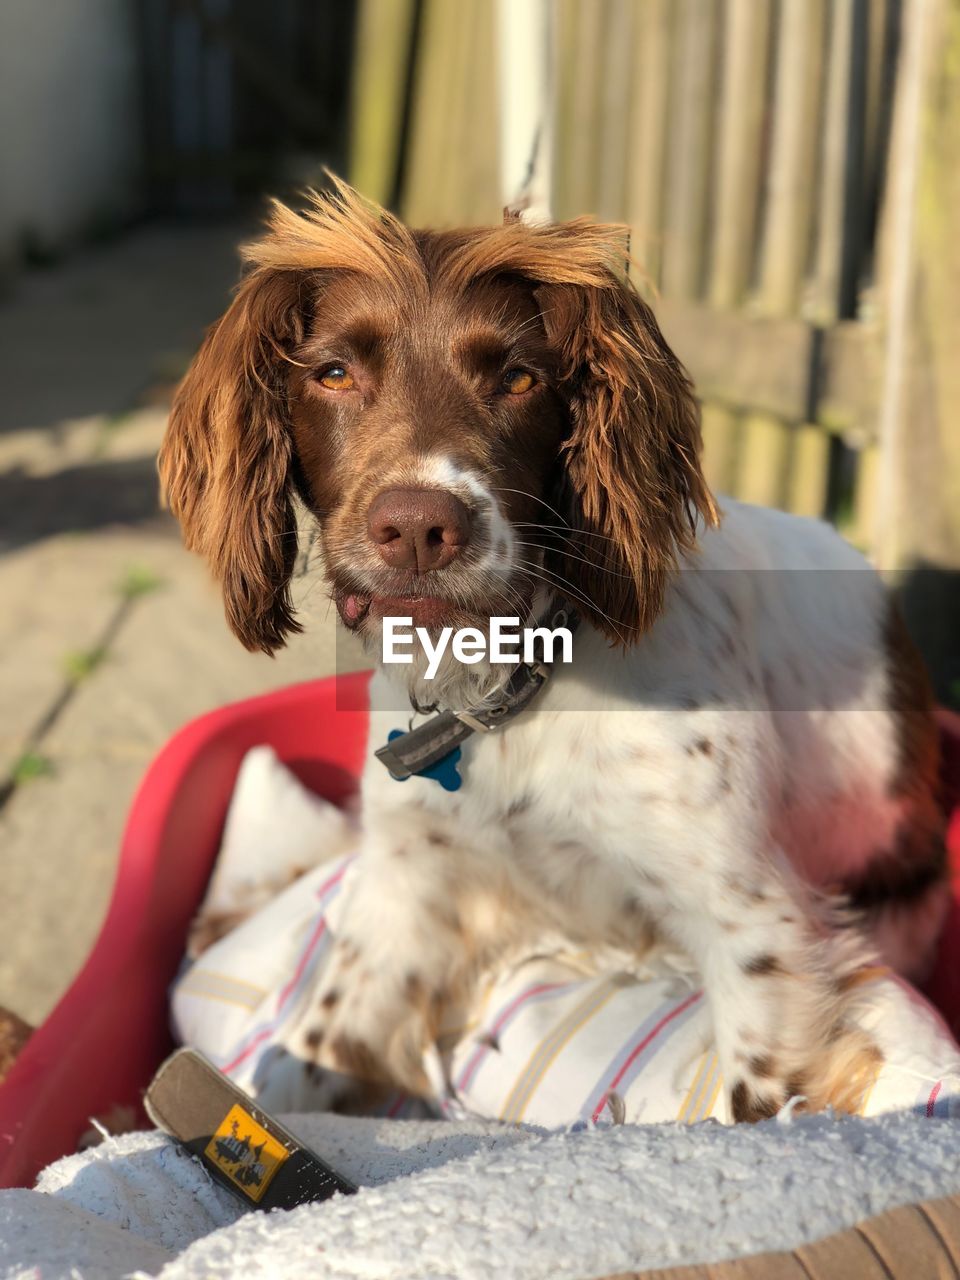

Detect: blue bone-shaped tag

[387,729,462,792]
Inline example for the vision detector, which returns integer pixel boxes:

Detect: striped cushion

[173,849,960,1125]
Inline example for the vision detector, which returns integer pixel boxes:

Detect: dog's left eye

[501,368,536,395]
[318,365,355,391]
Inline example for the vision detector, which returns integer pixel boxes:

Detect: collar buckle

[454,708,495,733]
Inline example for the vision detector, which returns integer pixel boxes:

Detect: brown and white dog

[160,182,947,1121]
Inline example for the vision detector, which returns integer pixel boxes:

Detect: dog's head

[159,181,715,674]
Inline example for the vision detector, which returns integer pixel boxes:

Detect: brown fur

[159,178,716,650]
[160,269,305,653]
[884,599,940,803]
[186,908,254,958]
[731,1017,885,1122]
[0,1006,31,1083]
[842,601,947,914]
[537,273,716,638]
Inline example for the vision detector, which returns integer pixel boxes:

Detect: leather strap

[146,1048,356,1210]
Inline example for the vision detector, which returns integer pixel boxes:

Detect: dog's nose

[367,487,471,572]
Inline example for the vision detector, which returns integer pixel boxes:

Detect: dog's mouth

[333,586,472,631]
[369,594,460,628]
[335,591,454,629]
[335,590,372,629]
[332,572,532,633]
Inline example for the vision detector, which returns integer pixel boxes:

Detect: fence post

[496,0,553,218]
[875,0,960,700]
[348,0,418,206]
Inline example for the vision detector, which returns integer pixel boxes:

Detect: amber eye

[502,368,536,395]
[318,365,355,391]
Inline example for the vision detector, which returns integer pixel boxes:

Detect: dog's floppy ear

[538,269,717,644]
[158,267,306,654]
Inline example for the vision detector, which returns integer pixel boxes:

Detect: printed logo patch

[204,1103,289,1202]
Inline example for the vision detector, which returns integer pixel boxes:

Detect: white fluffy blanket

[3,1110,960,1279]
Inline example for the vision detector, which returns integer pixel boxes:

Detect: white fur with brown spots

[299,495,947,1122]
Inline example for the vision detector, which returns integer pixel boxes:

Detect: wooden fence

[349,0,960,692]
[138,0,356,213]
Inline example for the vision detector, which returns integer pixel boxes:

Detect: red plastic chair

[0,672,371,1189]
[0,677,957,1189]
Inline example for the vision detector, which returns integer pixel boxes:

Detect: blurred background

[0,0,958,1025]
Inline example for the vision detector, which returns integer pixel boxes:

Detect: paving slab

[0,219,250,435]
[0,753,148,1024]
[41,530,364,760]
[0,530,145,778]
[0,218,371,1027]
[0,518,366,1025]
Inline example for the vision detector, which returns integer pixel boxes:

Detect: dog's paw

[295,936,435,1102]
[298,1055,394,1114]
[727,1024,884,1122]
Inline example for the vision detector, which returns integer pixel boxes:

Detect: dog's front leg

[294,808,474,1106]
[625,826,880,1122]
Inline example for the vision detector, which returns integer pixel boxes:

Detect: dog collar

[375,603,579,790]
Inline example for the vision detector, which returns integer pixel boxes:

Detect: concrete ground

[0,220,364,1026]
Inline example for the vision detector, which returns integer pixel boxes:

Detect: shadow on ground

[0,217,247,436]
[0,457,168,551]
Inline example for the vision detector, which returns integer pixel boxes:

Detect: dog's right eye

[318,365,355,391]
[501,368,536,395]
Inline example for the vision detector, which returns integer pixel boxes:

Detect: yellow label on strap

[204,1103,290,1203]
